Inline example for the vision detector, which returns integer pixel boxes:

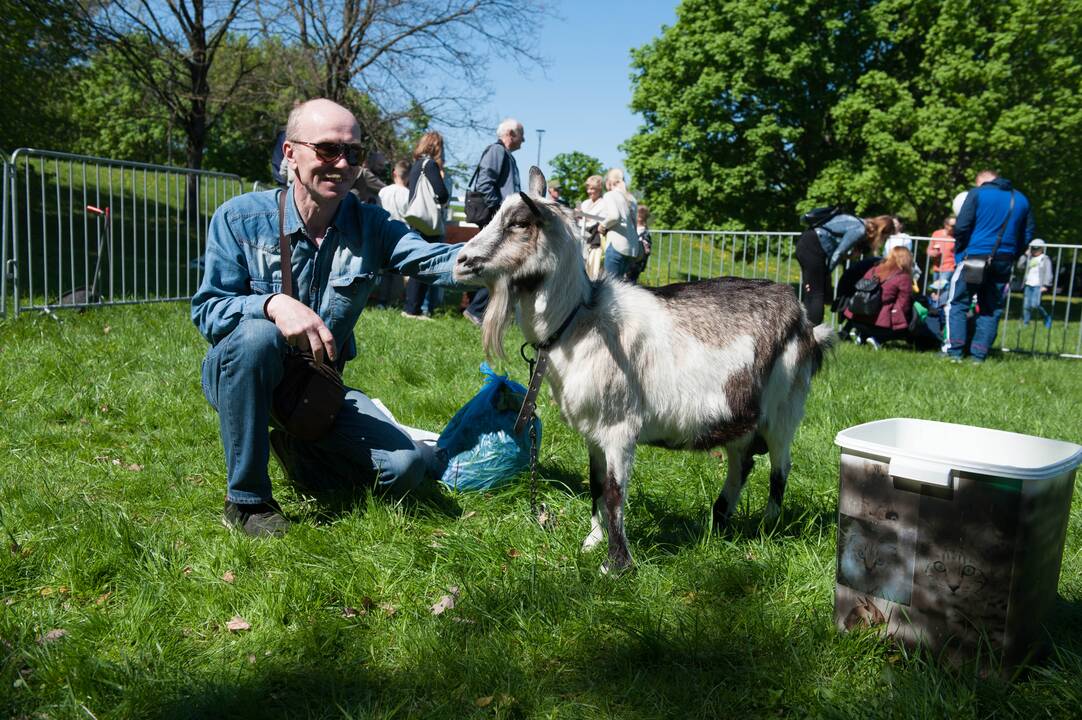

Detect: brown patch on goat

[604,470,631,571]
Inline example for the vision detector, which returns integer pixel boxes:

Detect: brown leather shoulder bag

[270,189,345,442]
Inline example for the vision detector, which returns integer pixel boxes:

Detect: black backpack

[848,275,883,317]
[801,204,845,229]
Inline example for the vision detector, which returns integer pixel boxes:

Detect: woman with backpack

[843,246,915,349]
[402,131,450,318]
[795,212,893,324]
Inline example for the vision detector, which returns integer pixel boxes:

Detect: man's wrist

[263,293,280,320]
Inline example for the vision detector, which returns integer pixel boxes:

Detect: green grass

[1,303,1081,719]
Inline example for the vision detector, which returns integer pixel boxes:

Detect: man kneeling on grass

[192,99,463,537]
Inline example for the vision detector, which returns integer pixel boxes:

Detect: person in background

[944,168,1035,363]
[371,160,411,308]
[926,214,956,307]
[598,168,641,281]
[193,99,465,537]
[626,204,653,284]
[844,246,915,349]
[270,127,288,185]
[351,151,387,204]
[547,179,571,207]
[795,213,893,325]
[1017,238,1054,328]
[462,118,524,326]
[579,174,606,280]
[402,132,450,319]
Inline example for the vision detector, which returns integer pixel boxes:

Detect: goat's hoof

[600,559,634,577]
[711,509,732,535]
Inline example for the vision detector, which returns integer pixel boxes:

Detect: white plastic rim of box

[835,418,1082,487]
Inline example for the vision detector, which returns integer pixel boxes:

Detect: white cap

[1029,238,1046,248]
[952,190,969,215]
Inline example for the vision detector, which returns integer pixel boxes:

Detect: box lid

[835,418,1082,482]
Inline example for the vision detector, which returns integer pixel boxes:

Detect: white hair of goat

[454,168,835,573]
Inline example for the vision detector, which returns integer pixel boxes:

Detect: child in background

[1017,238,1054,328]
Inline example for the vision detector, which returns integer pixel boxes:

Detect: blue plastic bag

[437,363,542,492]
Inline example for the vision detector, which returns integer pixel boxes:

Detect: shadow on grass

[148,556,808,719]
[289,480,464,525]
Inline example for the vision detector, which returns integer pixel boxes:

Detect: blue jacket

[814,214,867,270]
[954,178,1034,261]
[471,142,521,210]
[192,187,462,363]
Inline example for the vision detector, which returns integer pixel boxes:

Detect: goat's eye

[508,220,531,230]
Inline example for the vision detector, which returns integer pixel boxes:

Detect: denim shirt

[191,187,462,361]
[814,214,867,270]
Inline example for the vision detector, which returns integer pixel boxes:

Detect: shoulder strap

[278,189,294,299]
[989,190,1015,258]
[467,144,495,190]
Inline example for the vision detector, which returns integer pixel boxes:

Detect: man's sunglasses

[292,140,363,166]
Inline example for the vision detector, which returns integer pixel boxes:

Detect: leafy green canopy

[625,0,1082,239]
[548,151,605,206]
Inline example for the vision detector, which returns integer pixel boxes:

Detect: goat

[454,167,834,573]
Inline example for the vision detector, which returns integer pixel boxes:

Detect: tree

[548,151,604,206]
[255,0,548,156]
[79,0,257,174]
[624,0,1082,239]
[1,1,89,150]
[624,0,874,231]
[811,0,1082,237]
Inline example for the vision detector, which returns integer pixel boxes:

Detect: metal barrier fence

[5,149,246,317]
[4,172,1079,357]
[1,150,10,317]
[642,230,1082,358]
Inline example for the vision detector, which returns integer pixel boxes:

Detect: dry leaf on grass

[95,592,112,606]
[225,616,251,632]
[379,603,397,617]
[342,607,362,618]
[126,463,143,472]
[461,511,477,520]
[221,571,235,584]
[507,548,521,558]
[182,566,193,576]
[37,629,67,645]
[475,696,493,708]
[430,586,460,616]
[103,325,111,334]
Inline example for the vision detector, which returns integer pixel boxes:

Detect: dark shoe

[222,499,291,537]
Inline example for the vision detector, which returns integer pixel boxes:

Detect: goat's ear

[528,166,547,198]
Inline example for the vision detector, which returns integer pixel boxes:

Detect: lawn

[1,302,1081,719]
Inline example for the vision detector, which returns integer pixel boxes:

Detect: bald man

[193,99,465,536]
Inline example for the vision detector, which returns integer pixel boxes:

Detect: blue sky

[443,0,678,184]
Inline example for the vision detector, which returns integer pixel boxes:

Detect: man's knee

[224,319,287,368]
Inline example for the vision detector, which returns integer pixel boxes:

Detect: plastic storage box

[834,418,1081,667]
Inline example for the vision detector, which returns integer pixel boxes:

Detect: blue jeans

[604,249,636,281]
[1022,285,1050,324]
[943,258,1013,360]
[201,319,434,504]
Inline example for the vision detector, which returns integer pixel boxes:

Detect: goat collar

[513,296,588,435]
[534,301,584,350]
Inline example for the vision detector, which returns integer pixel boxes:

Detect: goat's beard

[482,275,514,360]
